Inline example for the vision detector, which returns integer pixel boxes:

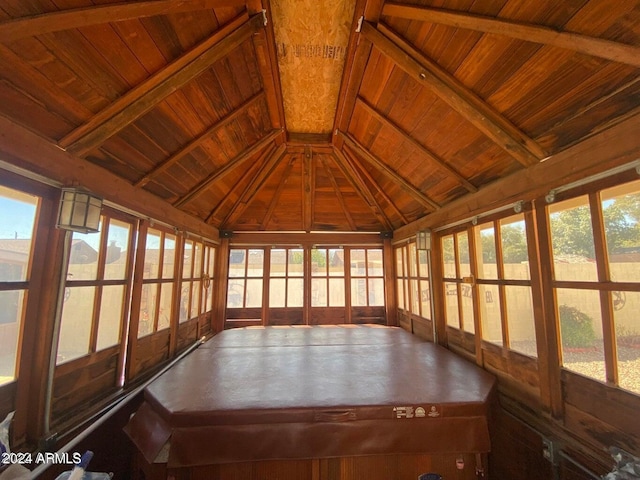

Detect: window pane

[602,181,640,283]
[288,278,304,307]
[193,243,203,278]
[58,286,95,364]
[227,279,245,308]
[501,214,530,280]
[182,241,194,278]
[0,290,25,385]
[614,291,640,394]
[269,278,286,307]
[270,249,286,277]
[475,224,497,280]
[329,278,345,307]
[419,280,431,319]
[458,232,471,278]
[367,278,383,307]
[445,282,459,328]
[179,282,192,322]
[351,249,365,276]
[68,229,100,280]
[158,283,173,331]
[144,230,161,279]
[549,197,597,281]
[104,219,130,279]
[505,286,537,357]
[408,244,417,277]
[328,249,343,276]
[418,250,429,279]
[207,246,215,276]
[138,284,158,337]
[162,234,176,278]
[190,280,201,317]
[557,289,604,382]
[351,278,367,307]
[368,249,383,276]
[288,249,304,277]
[312,249,327,276]
[312,278,327,306]
[410,279,420,314]
[97,285,124,350]
[247,249,264,277]
[396,279,405,310]
[0,186,38,282]
[395,249,403,276]
[461,283,474,334]
[245,279,262,308]
[479,285,502,346]
[443,235,456,278]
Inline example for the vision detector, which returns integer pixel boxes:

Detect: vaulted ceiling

[0,0,638,233]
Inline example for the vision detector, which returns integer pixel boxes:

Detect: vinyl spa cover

[125,325,496,467]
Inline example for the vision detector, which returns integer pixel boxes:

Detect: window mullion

[494,220,510,349]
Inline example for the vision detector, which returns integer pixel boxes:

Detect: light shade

[56,188,103,233]
[416,230,431,251]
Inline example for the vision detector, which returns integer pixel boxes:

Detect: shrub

[558,305,596,349]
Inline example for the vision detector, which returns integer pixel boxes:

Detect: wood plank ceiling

[0,0,638,233]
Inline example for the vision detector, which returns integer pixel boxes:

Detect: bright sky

[0,195,37,240]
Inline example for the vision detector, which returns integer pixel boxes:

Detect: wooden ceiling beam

[332,149,393,231]
[59,13,260,156]
[261,155,296,230]
[134,91,264,188]
[393,112,640,240]
[222,144,287,227]
[251,3,286,130]
[322,156,357,231]
[356,96,477,193]
[174,129,281,207]
[382,3,640,68]
[0,0,247,43]
[0,113,219,240]
[343,147,408,224]
[339,131,441,211]
[361,21,546,166]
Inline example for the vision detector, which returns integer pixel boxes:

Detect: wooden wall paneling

[261,154,296,229]
[319,156,357,231]
[393,113,640,240]
[412,316,433,341]
[133,330,171,379]
[382,3,640,68]
[176,317,199,352]
[59,12,258,155]
[363,21,546,166]
[383,238,397,326]
[430,232,447,347]
[214,237,230,333]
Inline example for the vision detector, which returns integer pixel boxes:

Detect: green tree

[501,224,528,263]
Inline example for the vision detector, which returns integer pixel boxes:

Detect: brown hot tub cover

[125,325,496,467]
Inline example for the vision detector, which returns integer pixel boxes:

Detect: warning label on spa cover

[393,405,440,418]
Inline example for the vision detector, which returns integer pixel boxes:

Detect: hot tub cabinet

[126,325,496,479]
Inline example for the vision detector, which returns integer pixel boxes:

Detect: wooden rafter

[261,155,297,229]
[222,143,287,227]
[174,129,280,207]
[342,147,408,224]
[361,21,546,166]
[206,145,274,224]
[59,13,262,156]
[321,156,357,231]
[0,0,246,43]
[135,92,265,188]
[303,148,314,231]
[356,96,477,193]
[331,149,393,231]
[339,131,441,211]
[382,3,640,68]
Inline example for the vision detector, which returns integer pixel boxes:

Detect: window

[269,248,303,308]
[138,227,176,337]
[474,214,537,357]
[395,246,408,311]
[350,248,384,307]
[418,248,432,320]
[441,232,475,334]
[311,248,345,307]
[57,211,135,364]
[227,248,265,308]
[549,180,640,394]
[0,185,39,386]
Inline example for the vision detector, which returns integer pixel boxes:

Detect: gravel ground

[563,346,640,394]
